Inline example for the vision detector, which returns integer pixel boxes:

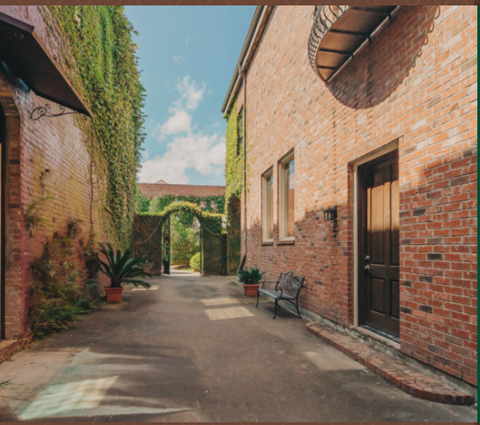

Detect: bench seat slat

[258,288,294,299]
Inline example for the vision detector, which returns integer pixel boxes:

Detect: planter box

[105,287,123,303]
[244,283,261,297]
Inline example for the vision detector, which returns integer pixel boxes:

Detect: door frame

[0,106,4,339]
[352,139,399,327]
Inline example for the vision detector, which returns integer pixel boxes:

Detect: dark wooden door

[0,108,4,339]
[359,151,400,337]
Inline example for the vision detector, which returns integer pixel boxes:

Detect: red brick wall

[139,183,225,198]
[239,6,477,385]
[0,6,105,339]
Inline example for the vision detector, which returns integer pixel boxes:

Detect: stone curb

[306,322,474,406]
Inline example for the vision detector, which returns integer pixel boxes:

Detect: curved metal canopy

[308,6,398,83]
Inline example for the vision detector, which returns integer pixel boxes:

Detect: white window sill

[278,237,295,245]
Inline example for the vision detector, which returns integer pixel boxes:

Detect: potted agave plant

[98,243,152,303]
[237,267,265,297]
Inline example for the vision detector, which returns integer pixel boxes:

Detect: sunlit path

[0,271,475,422]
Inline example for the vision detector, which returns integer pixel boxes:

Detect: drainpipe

[241,67,247,260]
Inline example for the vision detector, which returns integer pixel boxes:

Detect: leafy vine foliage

[224,100,243,273]
[134,202,226,275]
[29,221,97,339]
[225,101,243,205]
[136,191,225,227]
[48,6,146,249]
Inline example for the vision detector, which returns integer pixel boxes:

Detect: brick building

[0,7,141,344]
[222,6,477,387]
[139,181,225,199]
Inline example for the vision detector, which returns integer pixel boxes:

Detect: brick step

[306,322,474,406]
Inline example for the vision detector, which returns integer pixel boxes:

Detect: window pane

[267,174,273,239]
[287,159,295,236]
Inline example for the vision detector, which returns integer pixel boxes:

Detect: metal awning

[308,6,398,83]
[0,12,93,117]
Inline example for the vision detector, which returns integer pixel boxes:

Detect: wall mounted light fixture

[324,206,337,222]
[324,206,338,237]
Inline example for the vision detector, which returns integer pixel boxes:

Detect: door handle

[364,264,371,271]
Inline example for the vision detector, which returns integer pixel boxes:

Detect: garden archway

[133,201,227,276]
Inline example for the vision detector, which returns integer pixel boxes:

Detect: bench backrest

[275,271,305,298]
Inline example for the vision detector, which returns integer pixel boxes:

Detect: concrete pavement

[0,270,476,421]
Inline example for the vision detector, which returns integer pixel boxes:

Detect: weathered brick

[232,5,477,385]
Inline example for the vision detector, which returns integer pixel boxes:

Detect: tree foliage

[190,252,201,272]
[170,215,198,266]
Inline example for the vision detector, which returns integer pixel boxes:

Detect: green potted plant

[237,267,265,297]
[98,243,152,303]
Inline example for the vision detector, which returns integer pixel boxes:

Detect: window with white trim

[262,169,274,242]
[279,153,295,240]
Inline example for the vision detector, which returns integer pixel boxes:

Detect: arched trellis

[132,201,226,276]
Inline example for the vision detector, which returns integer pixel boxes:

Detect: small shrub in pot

[236,267,265,297]
[98,243,152,303]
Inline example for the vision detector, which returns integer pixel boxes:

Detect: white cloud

[139,157,190,184]
[139,76,224,184]
[173,55,183,63]
[172,76,206,111]
[138,133,225,184]
[159,110,191,138]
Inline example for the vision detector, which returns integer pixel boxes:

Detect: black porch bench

[256,271,305,319]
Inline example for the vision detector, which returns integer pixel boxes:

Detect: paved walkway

[0,271,476,421]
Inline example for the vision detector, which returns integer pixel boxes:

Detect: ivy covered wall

[224,100,243,273]
[136,191,225,227]
[225,101,243,204]
[48,6,145,249]
[133,202,226,276]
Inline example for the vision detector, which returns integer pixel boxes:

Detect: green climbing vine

[134,202,226,275]
[136,192,225,227]
[224,99,243,273]
[42,6,145,249]
[138,201,225,237]
[29,220,99,340]
[225,100,243,207]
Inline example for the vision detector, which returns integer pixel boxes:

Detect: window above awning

[0,12,93,117]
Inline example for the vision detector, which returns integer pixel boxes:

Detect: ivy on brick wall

[224,100,243,273]
[225,100,243,207]
[44,6,145,249]
[137,201,225,236]
[134,201,226,275]
[136,192,225,227]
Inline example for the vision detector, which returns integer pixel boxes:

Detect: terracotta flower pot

[105,287,123,303]
[244,283,261,297]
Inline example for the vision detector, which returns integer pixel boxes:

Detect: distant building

[139,182,225,199]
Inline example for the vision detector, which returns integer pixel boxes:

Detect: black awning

[0,12,93,117]
[309,6,398,83]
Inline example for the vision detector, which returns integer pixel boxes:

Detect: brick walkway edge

[306,322,474,406]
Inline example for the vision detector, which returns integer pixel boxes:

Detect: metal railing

[307,6,350,75]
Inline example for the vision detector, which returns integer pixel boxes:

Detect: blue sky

[125,6,255,185]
